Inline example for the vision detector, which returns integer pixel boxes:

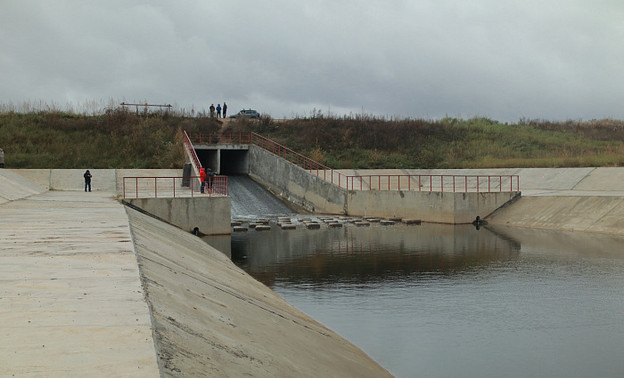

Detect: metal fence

[122,176,228,199]
[186,131,520,193]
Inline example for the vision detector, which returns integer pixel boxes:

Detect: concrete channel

[2,166,624,376]
[0,169,390,377]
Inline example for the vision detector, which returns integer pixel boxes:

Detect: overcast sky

[2,0,623,121]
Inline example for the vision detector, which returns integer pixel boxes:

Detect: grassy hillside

[1,107,624,169]
[225,115,624,169]
[0,109,220,168]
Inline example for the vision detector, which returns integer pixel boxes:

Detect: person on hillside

[199,167,207,193]
[84,170,92,192]
[209,104,216,118]
[223,102,227,118]
[216,104,222,118]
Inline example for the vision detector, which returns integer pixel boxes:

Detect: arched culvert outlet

[193,227,200,236]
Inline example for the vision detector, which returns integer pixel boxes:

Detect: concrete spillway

[228,175,297,218]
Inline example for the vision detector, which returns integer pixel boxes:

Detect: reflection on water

[205,221,624,378]
[230,222,520,286]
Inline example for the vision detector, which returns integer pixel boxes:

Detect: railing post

[453,176,456,192]
[154,178,157,198]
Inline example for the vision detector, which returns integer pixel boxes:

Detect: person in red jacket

[199,167,207,193]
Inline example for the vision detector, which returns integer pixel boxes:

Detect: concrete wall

[487,196,624,235]
[247,146,518,223]
[346,190,520,223]
[248,145,346,214]
[9,169,181,193]
[124,196,231,235]
[4,169,230,235]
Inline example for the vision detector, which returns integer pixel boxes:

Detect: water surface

[218,221,624,378]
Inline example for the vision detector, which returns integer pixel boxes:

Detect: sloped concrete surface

[126,206,391,377]
[0,191,160,377]
[485,168,624,235]
[0,169,47,202]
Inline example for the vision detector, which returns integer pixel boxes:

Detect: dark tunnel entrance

[195,147,249,175]
[219,149,249,175]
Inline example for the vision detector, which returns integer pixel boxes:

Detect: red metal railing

[183,131,202,174]
[187,131,520,193]
[343,174,519,192]
[122,176,228,199]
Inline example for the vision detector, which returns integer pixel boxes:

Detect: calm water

[213,219,624,378]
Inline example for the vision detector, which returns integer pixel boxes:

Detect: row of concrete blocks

[230,215,423,232]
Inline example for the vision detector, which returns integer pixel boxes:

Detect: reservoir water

[210,177,624,377]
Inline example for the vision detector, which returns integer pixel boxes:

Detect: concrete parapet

[124,196,231,235]
[5,169,181,194]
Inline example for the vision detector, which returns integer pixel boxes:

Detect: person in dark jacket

[84,170,92,192]
[206,168,216,193]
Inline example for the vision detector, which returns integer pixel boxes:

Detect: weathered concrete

[8,168,181,193]
[248,147,519,222]
[126,206,391,377]
[0,173,389,377]
[124,196,231,235]
[0,191,161,376]
[249,145,346,214]
[0,169,48,203]
[329,167,624,233]
[487,196,624,235]
[346,190,519,224]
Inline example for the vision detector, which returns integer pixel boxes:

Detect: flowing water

[206,177,624,377]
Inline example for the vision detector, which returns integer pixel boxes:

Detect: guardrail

[187,131,520,193]
[183,131,202,174]
[122,176,228,199]
[344,174,519,192]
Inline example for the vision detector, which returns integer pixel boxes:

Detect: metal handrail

[186,131,520,193]
[122,176,228,199]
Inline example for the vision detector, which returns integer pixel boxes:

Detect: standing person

[199,167,207,193]
[206,168,215,193]
[223,102,227,118]
[209,104,215,118]
[84,170,92,192]
[216,104,222,118]
[0,148,4,168]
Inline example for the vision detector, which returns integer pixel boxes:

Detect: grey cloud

[1,0,623,121]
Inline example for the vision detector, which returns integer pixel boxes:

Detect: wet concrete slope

[228,175,297,218]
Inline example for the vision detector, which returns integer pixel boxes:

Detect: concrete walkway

[0,191,160,376]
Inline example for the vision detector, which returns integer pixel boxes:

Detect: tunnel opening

[220,149,249,175]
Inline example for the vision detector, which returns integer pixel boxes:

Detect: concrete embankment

[340,167,624,236]
[126,206,390,377]
[0,190,160,376]
[0,170,389,376]
[485,167,624,236]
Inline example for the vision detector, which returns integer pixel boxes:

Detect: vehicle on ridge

[230,109,261,119]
